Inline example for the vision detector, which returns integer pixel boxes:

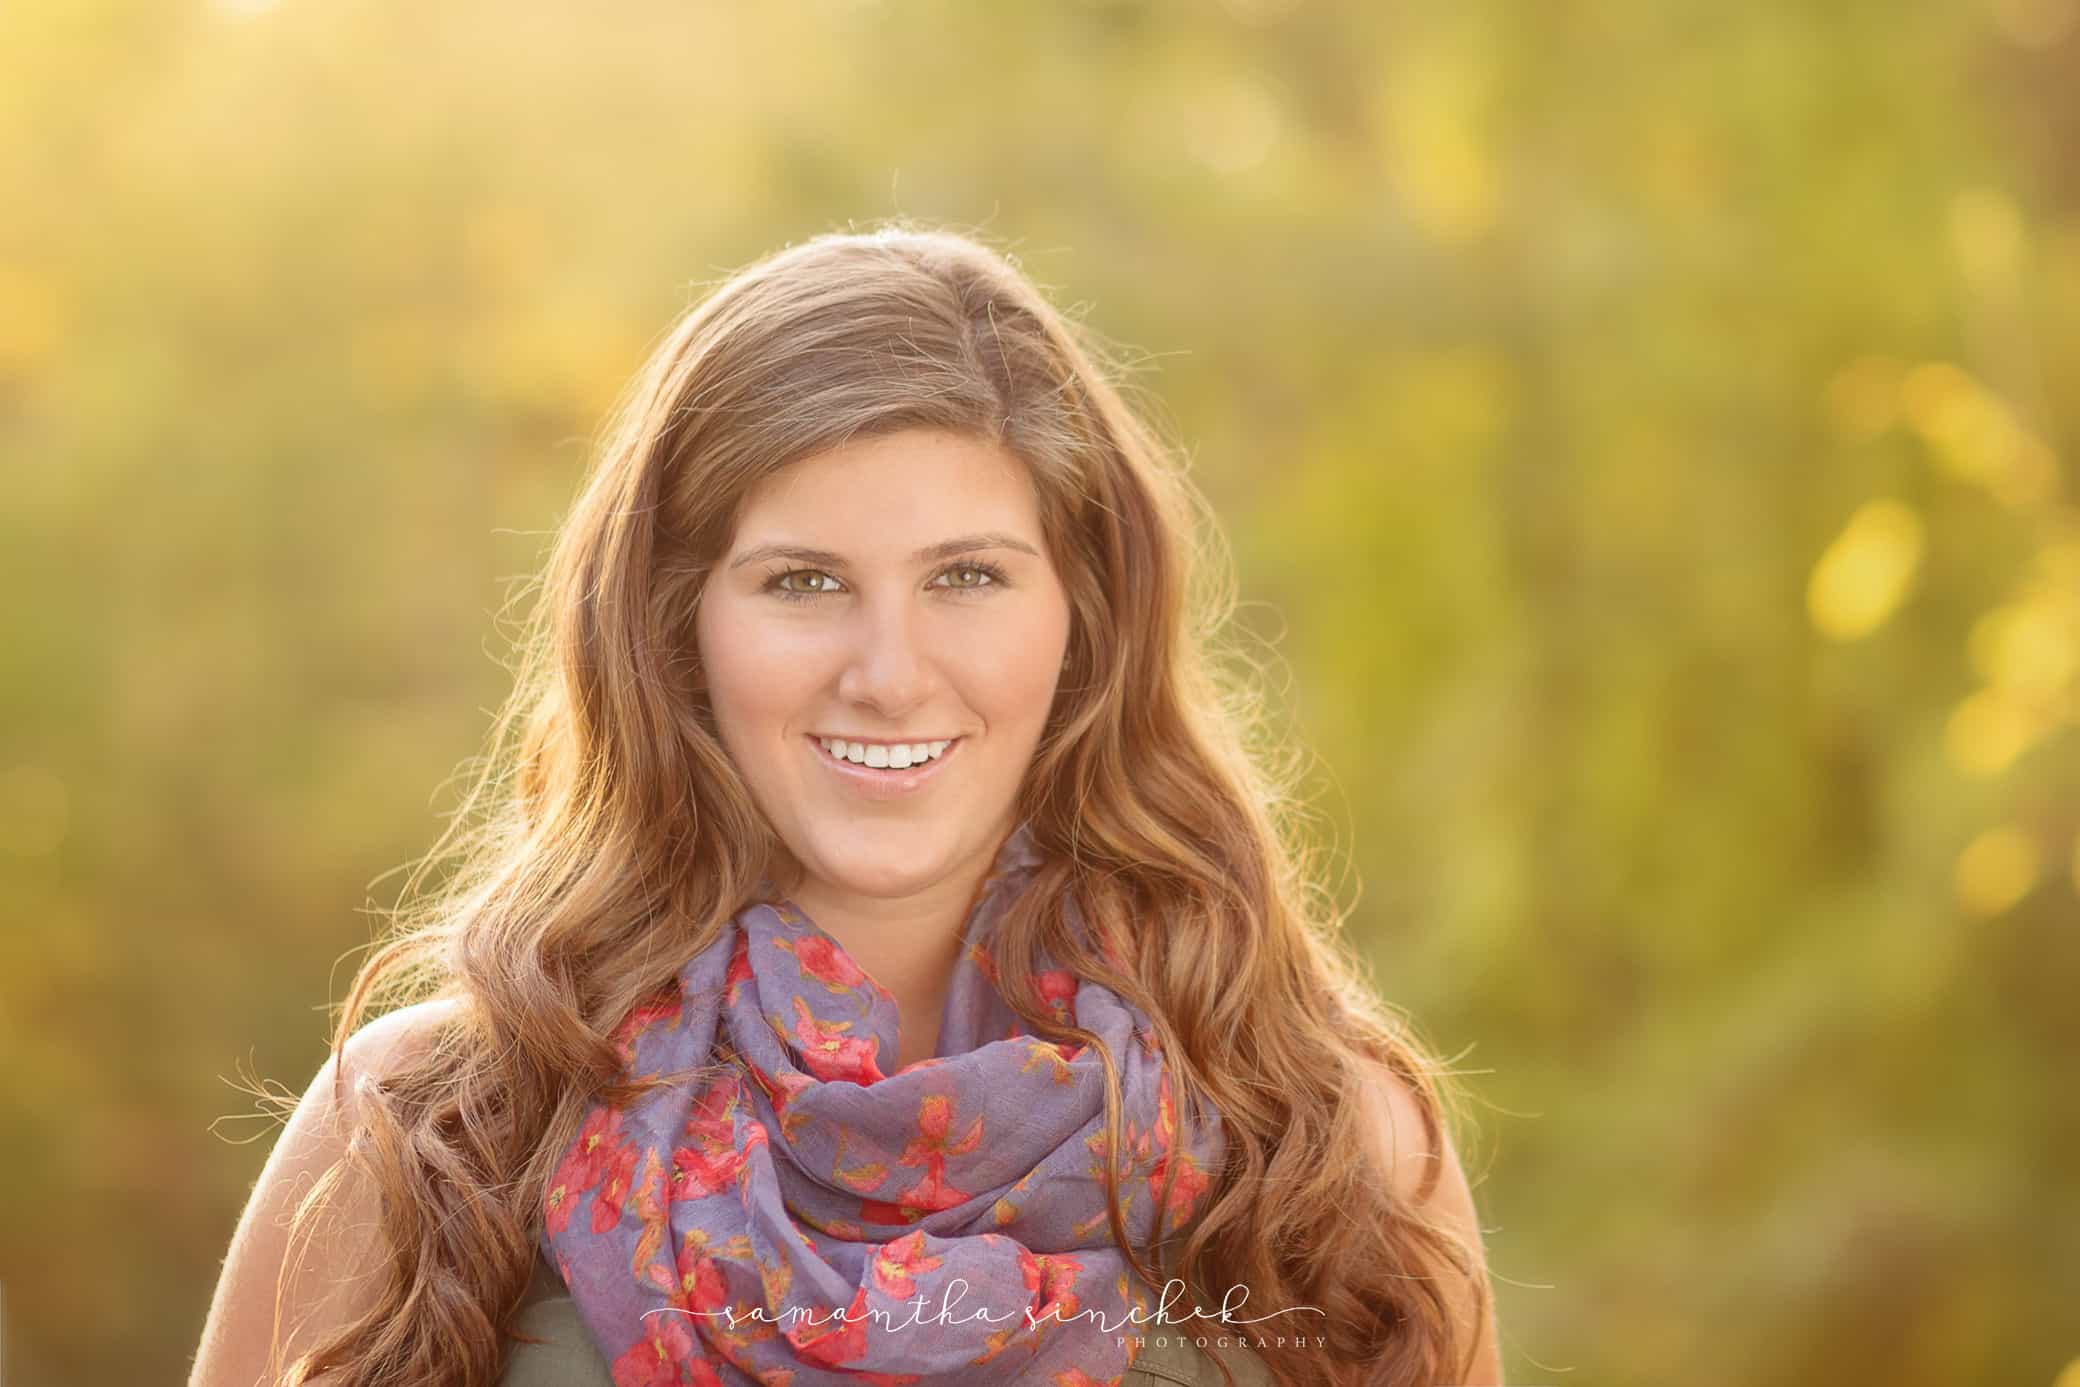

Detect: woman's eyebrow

[727,532,1041,571]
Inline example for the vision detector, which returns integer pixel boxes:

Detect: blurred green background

[3,0,2077,1383]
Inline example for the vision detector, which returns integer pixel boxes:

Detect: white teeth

[818,737,955,769]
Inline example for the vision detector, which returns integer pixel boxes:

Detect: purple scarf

[540,821,1225,1385]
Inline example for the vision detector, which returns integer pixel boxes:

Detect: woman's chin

[812,845,953,900]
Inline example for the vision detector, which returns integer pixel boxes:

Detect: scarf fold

[540,821,1225,1386]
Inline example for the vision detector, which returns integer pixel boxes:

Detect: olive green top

[499,1250,1278,1386]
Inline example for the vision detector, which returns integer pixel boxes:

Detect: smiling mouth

[809,735,963,772]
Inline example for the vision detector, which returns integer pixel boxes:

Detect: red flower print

[608,1311,695,1387]
[683,1074,746,1146]
[1018,1039,1082,1085]
[857,1195,924,1226]
[884,1093,984,1215]
[574,1107,630,1180]
[546,1106,627,1236]
[591,1138,642,1233]
[633,1230,752,1381]
[1032,968,1078,1024]
[629,1149,670,1277]
[670,1140,750,1203]
[1150,1068,1178,1152]
[545,1181,580,1239]
[609,990,684,1065]
[747,1058,816,1118]
[789,996,886,1084]
[1017,1247,1086,1331]
[661,1228,738,1317]
[912,1092,979,1148]
[869,1228,944,1299]
[1144,1069,1212,1222]
[787,1285,872,1368]
[724,930,754,1004]
[783,933,869,991]
[1148,1146,1212,1223]
[664,1075,767,1207]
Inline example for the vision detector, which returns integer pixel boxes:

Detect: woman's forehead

[730,432,1044,548]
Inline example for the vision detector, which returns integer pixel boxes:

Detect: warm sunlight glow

[1808,499,1924,640]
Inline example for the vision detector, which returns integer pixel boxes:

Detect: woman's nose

[836,609,935,704]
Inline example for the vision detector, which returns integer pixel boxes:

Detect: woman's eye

[764,561,1007,602]
[774,570,840,597]
[935,562,1006,591]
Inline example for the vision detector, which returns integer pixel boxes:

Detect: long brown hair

[277,223,1490,1386]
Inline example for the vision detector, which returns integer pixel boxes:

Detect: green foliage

[1,0,2074,1383]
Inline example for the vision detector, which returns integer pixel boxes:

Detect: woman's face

[695,427,1072,901]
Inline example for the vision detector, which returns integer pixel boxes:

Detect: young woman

[189,225,1502,1387]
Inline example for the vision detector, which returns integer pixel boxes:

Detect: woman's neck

[780,850,996,1073]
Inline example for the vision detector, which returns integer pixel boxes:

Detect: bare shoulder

[187,997,468,1387]
[317,995,470,1134]
[1354,1057,1506,1385]
[1354,1056,1455,1205]
[340,995,469,1083]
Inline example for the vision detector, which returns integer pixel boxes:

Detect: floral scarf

[539,821,1224,1386]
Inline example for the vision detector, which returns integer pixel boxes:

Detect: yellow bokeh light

[1949,186,2025,287]
[1185,74,1282,175]
[1807,498,1925,641]
[1379,51,1499,245]
[1954,825,2040,917]
[1969,599,2078,698]
[1943,688,2046,778]
[1898,360,2062,506]
[1903,362,2004,483]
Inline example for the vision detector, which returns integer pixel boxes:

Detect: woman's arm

[1359,1062,1505,1386]
[187,999,463,1387]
